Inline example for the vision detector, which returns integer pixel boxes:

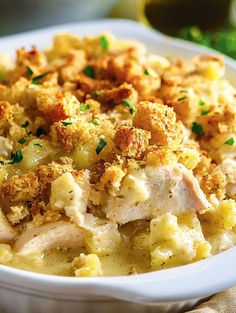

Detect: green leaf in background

[178,26,236,59]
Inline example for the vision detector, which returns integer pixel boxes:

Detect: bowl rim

[0,18,236,304]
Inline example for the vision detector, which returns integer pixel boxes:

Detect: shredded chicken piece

[104,163,209,224]
[0,209,16,243]
[215,159,236,200]
[14,221,84,256]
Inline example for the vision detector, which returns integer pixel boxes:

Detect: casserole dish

[0,19,236,313]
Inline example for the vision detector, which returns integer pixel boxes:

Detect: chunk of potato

[150,213,211,270]
[19,139,59,172]
[73,253,102,277]
[73,144,97,170]
[0,244,13,264]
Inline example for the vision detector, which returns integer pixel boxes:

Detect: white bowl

[1,19,236,313]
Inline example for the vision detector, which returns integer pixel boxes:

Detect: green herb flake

[96,138,107,155]
[34,143,43,148]
[31,71,50,85]
[177,96,187,101]
[62,121,73,127]
[224,137,234,146]
[0,70,7,82]
[26,130,33,136]
[27,67,33,78]
[89,120,99,126]
[123,99,136,115]
[144,68,150,75]
[18,137,26,144]
[198,99,205,106]
[21,120,30,128]
[9,150,23,164]
[0,160,4,165]
[83,66,95,79]
[80,104,90,111]
[192,122,204,137]
[201,109,210,116]
[92,89,102,98]
[100,35,109,51]
[137,160,146,169]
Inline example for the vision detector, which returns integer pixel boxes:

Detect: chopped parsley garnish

[80,104,90,111]
[96,138,107,155]
[27,67,33,78]
[224,137,234,146]
[18,137,26,144]
[180,89,187,93]
[21,120,30,128]
[123,99,136,115]
[0,70,6,82]
[62,121,73,126]
[21,121,32,136]
[31,71,50,85]
[144,68,150,75]
[92,89,102,98]
[0,160,4,165]
[137,160,146,169]
[34,143,43,148]
[9,150,23,164]
[89,120,99,126]
[177,96,187,101]
[201,109,210,115]
[100,35,109,51]
[198,99,205,106]
[83,66,95,79]
[26,130,32,136]
[192,122,204,137]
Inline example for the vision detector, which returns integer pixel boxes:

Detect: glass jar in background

[138,0,233,36]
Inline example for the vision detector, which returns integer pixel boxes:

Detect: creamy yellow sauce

[7,245,150,277]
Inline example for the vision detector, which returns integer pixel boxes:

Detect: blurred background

[1,0,236,59]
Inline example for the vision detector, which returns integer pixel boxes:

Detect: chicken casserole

[0,32,236,277]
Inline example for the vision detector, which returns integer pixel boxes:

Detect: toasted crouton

[35,157,74,192]
[37,90,80,122]
[200,171,226,201]
[98,163,126,196]
[114,125,151,158]
[133,101,179,146]
[1,172,39,202]
[7,205,29,225]
[50,119,83,151]
[96,83,138,107]
[10,48,48,83]
[196,104,236,137]
[0,101,13,135]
